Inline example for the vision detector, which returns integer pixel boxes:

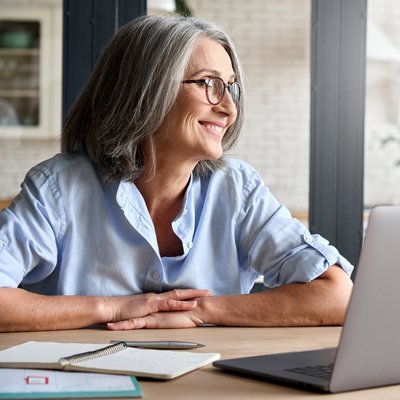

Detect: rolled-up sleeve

[237,168,353,288]
[0,166,62,288]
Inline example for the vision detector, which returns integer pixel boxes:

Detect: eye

[198,79,208,87]
[207,79,217,88]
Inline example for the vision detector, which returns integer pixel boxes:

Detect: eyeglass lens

[207,77,240,105]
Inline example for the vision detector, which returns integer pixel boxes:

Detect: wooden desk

[1,327,399,399]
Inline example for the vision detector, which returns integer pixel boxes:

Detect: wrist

[94,296,115,323]
[192,296,215,326]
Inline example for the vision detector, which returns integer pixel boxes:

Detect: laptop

[213,205,400,393]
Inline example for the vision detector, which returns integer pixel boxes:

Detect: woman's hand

[107,309,205,330]
[107,266,353,330]
[0,287,210,333]
[105,288,210,329]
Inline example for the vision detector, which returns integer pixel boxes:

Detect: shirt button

[187,241,193,249]
[152,271,159,280]
[303,234,313,243]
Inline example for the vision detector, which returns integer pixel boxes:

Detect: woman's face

[154,37,238,171]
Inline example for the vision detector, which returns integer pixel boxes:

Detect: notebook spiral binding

[59,342,128,366]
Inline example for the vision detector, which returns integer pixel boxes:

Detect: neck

[134,142,196,257]
[135,166,191,257]
[136,138,197,217]
[135,165,192,217]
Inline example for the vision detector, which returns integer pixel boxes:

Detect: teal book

[0,369,142,399]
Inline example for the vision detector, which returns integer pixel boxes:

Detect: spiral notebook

[0,341,220,380]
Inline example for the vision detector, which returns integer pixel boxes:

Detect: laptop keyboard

[284,363,334,380]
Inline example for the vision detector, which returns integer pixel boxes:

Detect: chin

[208,145,224,160]
[194,143,224,162]
[205,151,223,161]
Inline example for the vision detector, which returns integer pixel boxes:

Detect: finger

[107,318,146,330]
[161,289,210,300]
[158,299,197,312]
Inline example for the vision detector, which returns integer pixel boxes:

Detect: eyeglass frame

[182,77,241,106]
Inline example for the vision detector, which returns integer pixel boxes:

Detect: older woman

[0,16,353,332]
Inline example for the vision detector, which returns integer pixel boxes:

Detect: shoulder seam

[30,165,66,243]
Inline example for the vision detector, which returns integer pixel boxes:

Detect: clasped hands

[106,288,210,330]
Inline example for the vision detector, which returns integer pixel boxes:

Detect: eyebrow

[189,68,237,80]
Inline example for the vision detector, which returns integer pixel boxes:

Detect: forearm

[113,266,354,330]
[0,287,209,332]
[0,288,108,332]
[196,266,353,327]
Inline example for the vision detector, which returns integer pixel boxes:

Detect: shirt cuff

[303,233,354,277]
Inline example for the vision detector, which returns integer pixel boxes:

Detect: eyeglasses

[182,77,241,106]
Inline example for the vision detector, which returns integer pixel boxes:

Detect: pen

[110,340,205,350]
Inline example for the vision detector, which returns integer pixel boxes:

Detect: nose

[212,90,238,117]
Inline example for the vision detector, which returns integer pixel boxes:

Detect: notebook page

[0,342,112,366]
[72,347,221,379]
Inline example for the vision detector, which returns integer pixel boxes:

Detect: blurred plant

[176,0,193,16]
[377,123,400,166]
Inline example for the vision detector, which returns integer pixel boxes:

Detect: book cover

[0,368,142,399]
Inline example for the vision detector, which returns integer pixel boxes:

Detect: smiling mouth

[200,122,225,137]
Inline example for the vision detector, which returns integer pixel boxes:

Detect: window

[365,0,400,215]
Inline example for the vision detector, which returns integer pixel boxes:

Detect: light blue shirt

[0,153,353,296]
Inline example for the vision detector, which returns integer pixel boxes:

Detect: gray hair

[62,15,245,182]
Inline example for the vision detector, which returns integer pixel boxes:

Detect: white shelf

[0,48,39,56]
[0,89,39,97]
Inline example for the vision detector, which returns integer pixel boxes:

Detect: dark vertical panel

[63,0,146,120]
[118,0,146,26]
[309,0,340,242]
[310,0,367,271]
[336,1,366,274]
[92,0,117,64]
[62,0,93,120]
